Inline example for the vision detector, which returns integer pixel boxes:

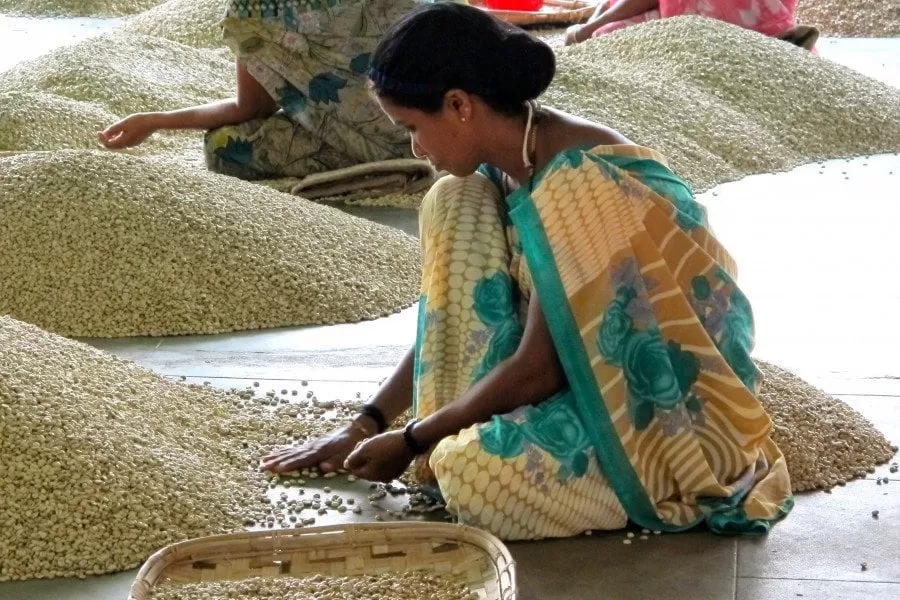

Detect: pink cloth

[594,7,661,36]
[593,0,797,38]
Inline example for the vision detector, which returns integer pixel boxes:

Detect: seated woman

[98,0,418,180]
[565,0,819,50]
[263,3,793,540]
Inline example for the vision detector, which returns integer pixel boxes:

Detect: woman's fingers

[99,122,123,138]
[261,445,321,472]
[343,442,369,472]
[350,463,375,481]
[263,450,315,473]
[262,426,365,474]
[319,449,351,472]
[97,121,126,146]
[261,445,301,465]
[263,445,302,460]
[98,116,154,149]
[262,440,351,473]
[350,460,396,483]
[99,131,132,149]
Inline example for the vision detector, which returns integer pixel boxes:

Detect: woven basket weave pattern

[129,523,517,600]
[479,0,596,26]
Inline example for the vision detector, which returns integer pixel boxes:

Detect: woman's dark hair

[369,3,556,115]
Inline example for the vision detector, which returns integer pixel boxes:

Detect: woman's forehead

[378,98,430,124]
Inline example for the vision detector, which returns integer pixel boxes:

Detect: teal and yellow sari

[414,144,793,540]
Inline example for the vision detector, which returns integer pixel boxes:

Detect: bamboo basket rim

[129,522,517,600]
[476,0,597,27]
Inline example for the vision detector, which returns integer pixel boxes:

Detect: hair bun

[497,33,556,104]
[370,3,557,115]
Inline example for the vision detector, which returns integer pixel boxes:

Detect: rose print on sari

[471,272,523,383]
[597,259,701,431]
[479,394,593,484]
[689,270,759,390]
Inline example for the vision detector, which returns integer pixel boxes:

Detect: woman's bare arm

[99,60,279,149]
[409,292,566,446]
[567,0,660,45]
[156,60,279,130]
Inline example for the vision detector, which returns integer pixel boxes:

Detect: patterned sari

[204,0,417,180]
[414,144,793,540]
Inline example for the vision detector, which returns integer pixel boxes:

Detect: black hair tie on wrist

[403,419,429,455]
[360,404,388,433]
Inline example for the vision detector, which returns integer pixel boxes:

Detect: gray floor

[1,14,899,600]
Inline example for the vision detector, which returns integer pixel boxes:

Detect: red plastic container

[484,0,545,11]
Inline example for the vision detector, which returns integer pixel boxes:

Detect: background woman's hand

[565,24,587,46]
[261,422,370,474]
[97,113,160,149]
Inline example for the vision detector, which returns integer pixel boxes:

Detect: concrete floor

[1,13,899,600]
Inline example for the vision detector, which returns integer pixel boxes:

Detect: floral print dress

[413,145,793,540]
[204,0,419,180]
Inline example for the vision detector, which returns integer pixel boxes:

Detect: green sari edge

[412,294,427,416]
[704,495,795,535]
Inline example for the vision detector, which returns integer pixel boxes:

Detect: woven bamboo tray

[129,522,517,600]
[475,0,597,26]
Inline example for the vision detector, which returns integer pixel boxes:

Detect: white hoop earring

[410,137,425,159]
[522,100,536,171]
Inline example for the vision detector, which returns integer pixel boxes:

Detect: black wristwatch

[359,403,388,433]
[402,419,429,455]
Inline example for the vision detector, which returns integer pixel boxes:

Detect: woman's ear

[444,89,473,123]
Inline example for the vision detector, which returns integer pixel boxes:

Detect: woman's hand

[98,113,160,149]
[344,430,415,482]
[565,24,588,46]
[261,422,370,474]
